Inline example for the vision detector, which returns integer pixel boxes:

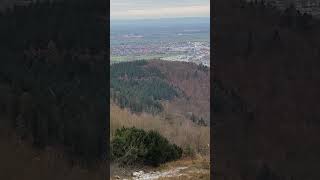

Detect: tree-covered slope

[110,60,179,114]
[110,60,210,126]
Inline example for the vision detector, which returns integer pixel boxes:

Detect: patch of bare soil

[110,157,210,180]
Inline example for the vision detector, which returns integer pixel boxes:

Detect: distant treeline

[0,0,107,164]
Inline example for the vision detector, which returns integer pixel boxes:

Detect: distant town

[160,41,210,67]
[111,40,210,66]
[111,18,210,66]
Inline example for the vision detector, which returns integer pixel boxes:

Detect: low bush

[111,127,182,166]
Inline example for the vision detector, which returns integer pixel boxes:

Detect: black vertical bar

[211,0,215,179]
[106,0,110,178]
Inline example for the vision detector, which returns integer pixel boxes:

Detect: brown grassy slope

[0,121,106,180]
[110,104,210,156]
[157,157,210,180]
[214,0,320,179]
[110,104,210,179]
[146,60,210,123]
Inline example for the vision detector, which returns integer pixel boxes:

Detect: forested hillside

[214,0,320,179]
[147,60,210,124]
[110,60,210,125]
[111,60,178,114]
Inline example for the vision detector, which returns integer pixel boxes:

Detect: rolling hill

[110,60,210,126]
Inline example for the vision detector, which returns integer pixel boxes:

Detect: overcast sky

[111,0,210,20]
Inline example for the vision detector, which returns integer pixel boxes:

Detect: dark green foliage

[110,61,164,79]
[111,61,178,114]
[111,127,182,166]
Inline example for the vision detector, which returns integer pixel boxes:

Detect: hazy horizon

[111,0,210,20]
[110,17,210,26]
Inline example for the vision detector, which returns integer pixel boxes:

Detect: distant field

[110,35,209,46]
[111,55,162,63]
[111,53,181,63]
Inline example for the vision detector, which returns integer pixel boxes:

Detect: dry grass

[110,99,211,179]
[110,103,210,156]
[152,157,210,180]
[158,173,209,180]
[159,156,210,169]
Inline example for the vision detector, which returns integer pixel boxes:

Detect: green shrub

[111,127,182,166]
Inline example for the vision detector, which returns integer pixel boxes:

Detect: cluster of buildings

[111,43,166,57]
[111,40,210,66]
[161,41,210,66]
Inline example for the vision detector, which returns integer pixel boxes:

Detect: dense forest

[111,60,179,114]
[214,0,320,179]
[0,0,107,167]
